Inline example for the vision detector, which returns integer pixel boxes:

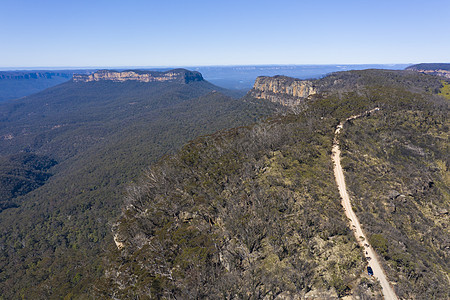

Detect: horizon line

[0,63,419,71]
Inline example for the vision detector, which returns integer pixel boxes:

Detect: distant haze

[0,64,410,102]
[194,64,411,89]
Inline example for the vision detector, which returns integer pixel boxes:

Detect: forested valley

[0,71,276,299]
[0,68,448,299]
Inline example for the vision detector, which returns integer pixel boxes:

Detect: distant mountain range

[0,70,89,102]
[0,64,410,102]
[406,63,450,71]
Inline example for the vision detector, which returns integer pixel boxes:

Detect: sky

[1,0,449,68]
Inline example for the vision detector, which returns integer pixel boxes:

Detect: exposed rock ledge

[406,64,450,79]
[249,76,317,107]
[73,68,204,83]
[409,69,450,79]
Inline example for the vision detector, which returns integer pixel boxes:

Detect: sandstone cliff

[0,71,72,80]
[409,69,450,78]
[73,69,203,84]
[406,63,450,78]
[249,76,317,106]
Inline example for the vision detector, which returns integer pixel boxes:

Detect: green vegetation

[0,77,276,299]
[0,68,448,298]
[0,153,57,211]
[406,63,450,71]
[341,96,449,298]
[316,68,447,96]
[99,69,449,298]
[98,110,371,299]
[439,80,450,99]
[0,71,74,102]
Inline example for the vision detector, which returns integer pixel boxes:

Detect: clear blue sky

[1,0,449,68]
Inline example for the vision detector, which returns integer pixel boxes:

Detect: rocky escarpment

[250,69,450,108]
[0,71,79,102]
[73,69,204,84]
[406,63,450,78]
[0,71,72,80]
[409,69,450,78]
[249,76,317,107]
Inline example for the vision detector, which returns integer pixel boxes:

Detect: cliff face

[0,71,76,102]
[409,69,450,78]
[249,76,317,106]
[73,69,204,84]
[406,63,450,78]
[0,72,72,80]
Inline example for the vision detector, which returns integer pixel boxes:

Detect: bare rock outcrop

[406,63,450,78]
[409,69,450,78]
[249,76,317,107]
[73,69,203,84]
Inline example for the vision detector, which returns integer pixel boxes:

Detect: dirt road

[332,109,398,300]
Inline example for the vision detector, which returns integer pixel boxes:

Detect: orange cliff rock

[249,76,317,107]
[73,69,204,83]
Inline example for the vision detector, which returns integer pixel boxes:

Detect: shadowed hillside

[0,70,276,299]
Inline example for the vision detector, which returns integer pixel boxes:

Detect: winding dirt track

[332,109,398,300]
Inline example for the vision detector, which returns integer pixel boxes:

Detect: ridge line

[332,108,398,300]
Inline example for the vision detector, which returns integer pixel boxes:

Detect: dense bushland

[0,79,275,299]
[100,111,374,299]
[0,153,57,211]
[0,69,448,298]
[99,70,449,299]
[341,98,449,299]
